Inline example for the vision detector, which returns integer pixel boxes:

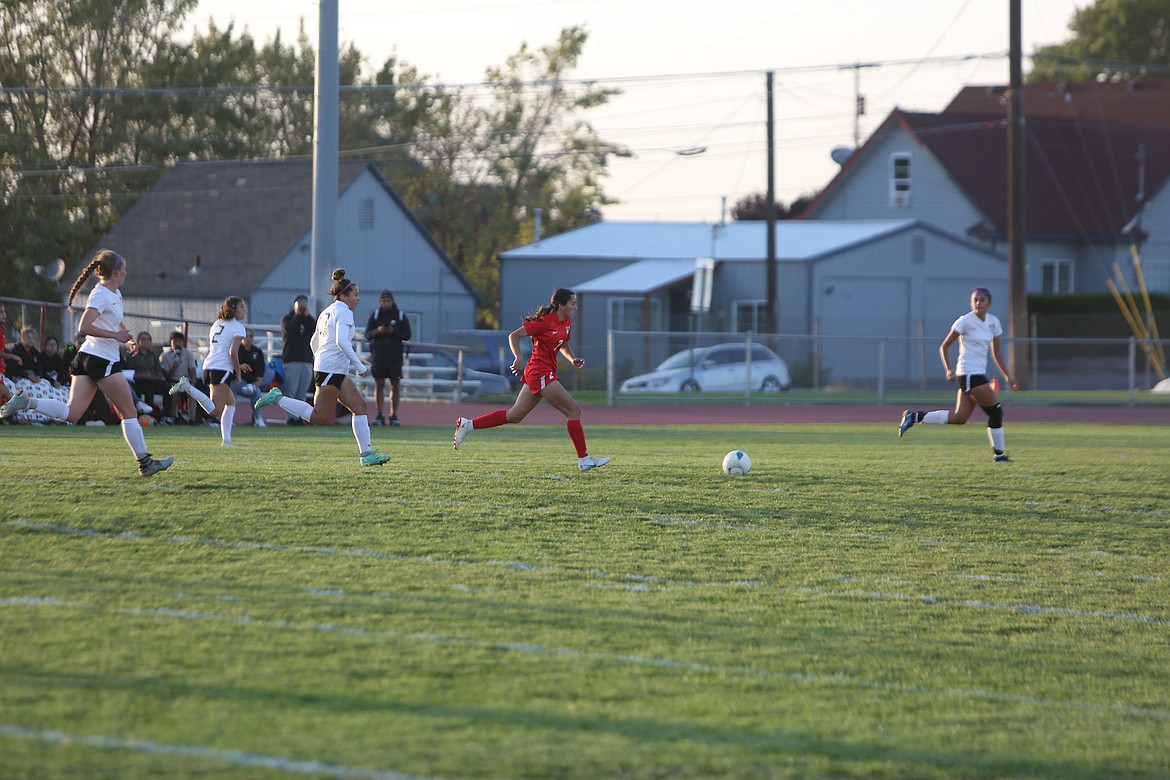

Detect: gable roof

[945,80,1170,127]
[805,102,1170,239]
[86,159,377,298]
[500,219,925,262]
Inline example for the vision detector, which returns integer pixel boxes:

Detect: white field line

[0,724,436,780]
[2,596,1168,722]
[4,519,1161,593]
[2,520,756,591]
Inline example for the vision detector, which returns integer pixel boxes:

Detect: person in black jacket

[364,290,411,425]
[280,295,316,424]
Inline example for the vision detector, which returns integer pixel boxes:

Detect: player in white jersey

[168,296,248,446]
[253,268,390,466]
[897,287,1019,461]
[0,249,173,477]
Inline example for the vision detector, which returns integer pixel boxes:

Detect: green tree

[1029,0,1170,82]
[730,192,816,221]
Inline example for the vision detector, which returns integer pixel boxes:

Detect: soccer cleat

[453,417,473,449]
[993,452,1011,463]
[374,413,385,426]
[361,450,391,466]
[136,400,153,415]
[138,454,174,477]
[254,387,283,410]
[0,390,30,420]
[221,440,234,447]
[390,414,400,426]
[254,415,267,428]
[578,455,611,472]
[898,409,915,438]
[168,376,190,396]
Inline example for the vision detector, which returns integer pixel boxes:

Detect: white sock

[121,418,148,459]
[183,383,216,414]
[220,405,235,443]
[278,396,314,421]
[988,427,1006,453]
[923,410,950,425]
[31,397,70,420]
[352,414,372,454]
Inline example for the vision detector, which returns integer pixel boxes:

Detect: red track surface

[389,401,1170,427]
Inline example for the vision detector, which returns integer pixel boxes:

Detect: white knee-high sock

[121,418,148,459]
[988,427,1006,453]
[352,414,372,454]
[923,410,950,425]
[183,384,215,414]
[220,405,235,443]
[278,396,314,421]
[29,397,69,419]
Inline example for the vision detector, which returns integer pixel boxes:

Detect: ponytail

[67,249,122,311]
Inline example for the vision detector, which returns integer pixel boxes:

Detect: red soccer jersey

[522,311,571,383]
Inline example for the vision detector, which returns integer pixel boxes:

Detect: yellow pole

[1129,244,1167,371]
[1108,278,1164,377]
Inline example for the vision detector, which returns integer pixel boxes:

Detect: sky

[186,0,1090,223]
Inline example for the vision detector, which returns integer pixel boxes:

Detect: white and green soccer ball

[722,450,752,476]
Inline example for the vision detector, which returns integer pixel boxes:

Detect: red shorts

[522,369,558,395]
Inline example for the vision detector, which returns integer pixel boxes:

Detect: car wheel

[680,379,701,392]
[760,376,782,393]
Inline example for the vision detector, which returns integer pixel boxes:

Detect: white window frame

[731,299,768,333]
[1040,259,1073,294]
[610,297,662,332]
[890,153,912,207]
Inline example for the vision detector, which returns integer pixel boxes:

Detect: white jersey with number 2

[311,300,364,375]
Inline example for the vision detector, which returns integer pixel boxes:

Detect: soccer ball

[722,450,752,476]
[138,414,153,426]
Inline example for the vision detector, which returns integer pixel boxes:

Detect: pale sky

[187,0,1090,222]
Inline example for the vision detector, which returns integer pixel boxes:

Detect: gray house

[499,219,1006,382]
[84,159,478,341]
[802,80,1170,295]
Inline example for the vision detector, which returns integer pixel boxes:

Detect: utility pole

[765,71,777,336]
[840,62,878,148]
[311,0,339,312]
[1007,0,1030,388]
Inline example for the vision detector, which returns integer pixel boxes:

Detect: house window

[732,300,769,333]
[890,153,911,207]
[1041,259,1073,294]
[359,198,374,229]
[610,297,661,331]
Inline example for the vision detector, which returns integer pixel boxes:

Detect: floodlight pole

[311,0,340,313]
[765,71,777,336]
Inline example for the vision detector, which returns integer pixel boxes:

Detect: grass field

[2,420,1168,779]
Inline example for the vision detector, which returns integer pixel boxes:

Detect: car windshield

[656,349,705,371]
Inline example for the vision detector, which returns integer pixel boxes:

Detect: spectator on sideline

[233,328,269,427]
[255,269,389,466]
[8,327,44,382]
[123,331,167,414]
[40,336,67,387]
[281,294,315,425]
[365,290,412,426]
[898,287,1019,462]
[0,306,20,414]
[452,287,610,472]
[159,331,198,423]
[169,296,248,446]
[0,249,173,476]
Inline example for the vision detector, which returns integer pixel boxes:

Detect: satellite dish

[830,147,854,166]
[34,258,66,282]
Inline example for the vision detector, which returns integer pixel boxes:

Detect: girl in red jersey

[453,288,610,472]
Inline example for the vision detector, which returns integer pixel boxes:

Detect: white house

[80,159,478,342]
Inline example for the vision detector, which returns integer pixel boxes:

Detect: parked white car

[620,342,792,393]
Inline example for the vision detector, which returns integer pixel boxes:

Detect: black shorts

[203,369,234,386]
[71,352,123,381]
[313,371,347,389]
[371,358,404,381]
[956,374,991,393]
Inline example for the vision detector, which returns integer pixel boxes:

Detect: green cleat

[254,387,283,410]
[361,451,391,467]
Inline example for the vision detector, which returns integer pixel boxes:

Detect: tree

[1029,0,1170,82]
[730,191,816,221]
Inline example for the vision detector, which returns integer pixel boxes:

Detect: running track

[385,401,1170,427]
